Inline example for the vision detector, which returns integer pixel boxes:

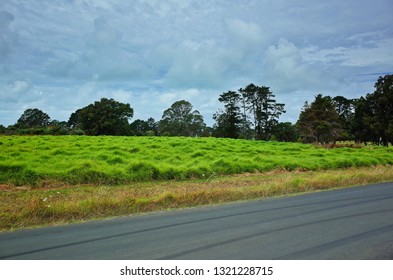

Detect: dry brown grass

[1,165,393,231]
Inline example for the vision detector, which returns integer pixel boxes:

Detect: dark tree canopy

[214,84,285,140]
[213,90,243,138]
[370,75,393,146]
[352,74,393,146]
[159,100,206,136]
[68,98,134,135]
[16,108,51,128]
[240,84,285,140]
[130,119,150,136]
[332,96,355,140]
[0,124,6,134]
[130,118,158,136]
[296,94,342,143]
[271,122,298,142]
[351,96,373,144]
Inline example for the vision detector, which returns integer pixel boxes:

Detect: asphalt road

[1,182,393,260]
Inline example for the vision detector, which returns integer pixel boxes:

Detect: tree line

[297,75,393,146]
[1,75,392,146]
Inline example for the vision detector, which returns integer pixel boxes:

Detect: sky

[1,0,392,127]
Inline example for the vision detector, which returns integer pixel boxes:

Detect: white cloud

[47,14,154,82]
[0,80,35,105]
[11,80,29,94]
[301,38,393,67]
[264,39,324,93]
[0,0,392,127]
[158,93,178,105]
[226,19,264,45]
[0,10,18,61]
[342,38,393,67]
[164,39,243,89]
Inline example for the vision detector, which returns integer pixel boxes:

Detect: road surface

[1,182,393,259]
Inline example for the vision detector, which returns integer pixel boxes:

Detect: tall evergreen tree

[213,91,242,138]
[350,75,393,146]
[296,94,342,143]
[368,75,393,146]
[240,84,285,140]
[351,97,374,144]
[332,96,355,140]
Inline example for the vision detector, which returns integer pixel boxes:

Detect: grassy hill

[1,135,392,186]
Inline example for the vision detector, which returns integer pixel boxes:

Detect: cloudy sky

[1,0,392,126]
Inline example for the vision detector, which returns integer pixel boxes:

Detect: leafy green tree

[130,119,150,136]
[130,118,157,136]
[0,124,6,134]
[271,122,298,142]
[213,91,243,138]
[159,100,206,136]
[351,75,393,146]
[69,98,134,135]
[47,120,69,135]
[146,117,158,135]
[16,108,51,128]
[296,94,342,143]
[332,96,355,140]
[351,97,374,144]
[367,75,393,146]
[68,109,81,129]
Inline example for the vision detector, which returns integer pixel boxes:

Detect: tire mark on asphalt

[277,224,393,259]
[158,208,393,259]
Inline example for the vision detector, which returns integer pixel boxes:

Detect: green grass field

[1,135,393,186]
